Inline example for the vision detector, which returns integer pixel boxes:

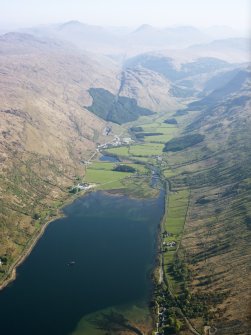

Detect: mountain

[20,21,123,54]
[0,32,191,277]
[0,32,66,54]
[86,88,154,124]
[160,68,251,334]
[118,67,181,111]
[186,73,251,334]
[188,37,251,62]
[128,25,210,48]
[204,25,242,39]
[132,24,156,34]
[0,32,123,273]
[125,53,231,79]
[201,67,245,94]
[124,52,244,96]
[0,27,250,334]
[20,22,247,58]
[187,69,250,110]
[54,21,122,52]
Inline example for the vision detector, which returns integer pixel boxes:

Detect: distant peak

[59,20,86,29]
[0,32,37,42]
[168,26,201,33]
[133,24,155,33]
[61,20,82,26]
[58,20,103,32]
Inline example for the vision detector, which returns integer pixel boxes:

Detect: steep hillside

[100,65,251,334]
[188,38,251,62]
[124,53,243,95]
[118,67,181,112]
[0,33,121,285]
[0,32,188,287]
[0,27,250,334]
[187,69,250,110]
[86,88,154,124]
[160,70,251,334]
[125,54,230,80]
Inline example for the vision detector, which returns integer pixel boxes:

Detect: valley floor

[1,100,250,335]
[102,106,251,335]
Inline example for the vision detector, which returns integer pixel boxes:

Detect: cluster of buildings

[155,302,168,335]
[74,183,96,191]
[161,231,176,249]
[163,241,176,248]
[154,231,177,334]
[97,136,134,150]
[155,155,163,162]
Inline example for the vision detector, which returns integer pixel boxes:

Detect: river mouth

[0,190,164,335]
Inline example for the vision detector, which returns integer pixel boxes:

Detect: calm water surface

[0,191,164,335]
[99,154,119,162]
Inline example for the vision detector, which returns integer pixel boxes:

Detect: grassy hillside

[157,72,251,334]
[0,31,250,335]
[0,33,121,285]
[108,68,250,334]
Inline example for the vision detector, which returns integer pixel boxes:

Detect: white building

[122,137,133,144]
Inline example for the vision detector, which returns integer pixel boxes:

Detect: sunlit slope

[161,69,251,334]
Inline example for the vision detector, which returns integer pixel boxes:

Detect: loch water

[0,190,164,335]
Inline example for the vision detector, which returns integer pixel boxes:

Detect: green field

[144,134,174,143]
[162,189,190,292]
[84,161,149,191]
[129,143,165,156]
[104,146,130,157]
[105,143,165,158]
[85,162,132,190]
[132,122,179,143]
[163,189,189,239]
[163,167,176,178]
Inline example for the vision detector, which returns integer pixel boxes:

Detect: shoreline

[0,176,165,335]
[0,152,165,335]
[0,183,160,292]
[0,212,64,291]
[0,188,93,291]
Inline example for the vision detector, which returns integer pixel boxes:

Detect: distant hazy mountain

[188,38,251,62]
[19,21,248,60]
[202,68,246,94]
[19,21,122,54]
[187,69,251,111]
[204,25,242,39]
[132,24,156,34]
[55,21,122,50]
[127,25,210,49]
[123,52,243,96]
[125,53,231,79]
[0,27,250,334]
[0,32,68,55]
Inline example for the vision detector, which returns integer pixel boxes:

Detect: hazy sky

[1,0,250,33]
